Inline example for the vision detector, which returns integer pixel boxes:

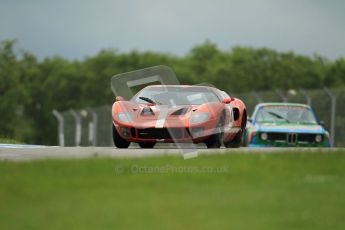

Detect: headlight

[190,112,210,123]
[260,132,268,141]
[315,134,322,142]
[117,112,133,123]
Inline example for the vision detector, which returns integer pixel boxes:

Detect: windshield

[132,86,220,105]
[255,106,317,124]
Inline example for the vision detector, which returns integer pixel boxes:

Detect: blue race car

[245,103,330,147]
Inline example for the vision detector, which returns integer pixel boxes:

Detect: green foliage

[0,40,345,144]
[0,137,24,144]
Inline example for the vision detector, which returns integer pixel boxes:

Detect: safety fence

[53,87,345,147]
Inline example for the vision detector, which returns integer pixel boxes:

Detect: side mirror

[319,120,325,127]
[223,97,231,104]
[116,96,124,101]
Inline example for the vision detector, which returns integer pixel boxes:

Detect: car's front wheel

[112,124,130,148]
[224,130,242,148]
[224,112,246,148]
[204,115,224,148]
[138,142,156,148]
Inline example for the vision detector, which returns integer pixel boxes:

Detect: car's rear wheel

[224,111,246,148]
[138,142,156,148]
[112,124,130,148]
[204,115,224,148]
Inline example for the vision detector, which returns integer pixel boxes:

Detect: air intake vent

[141,107,154,116]
[171,107,189,116]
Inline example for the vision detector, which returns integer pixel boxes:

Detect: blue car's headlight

[190,112,210,123]
[260,132,268,141]
[116,112,133,123]
[315,134,322,142]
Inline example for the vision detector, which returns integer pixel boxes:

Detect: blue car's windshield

[132,86,220,105]
[255,106,318,124]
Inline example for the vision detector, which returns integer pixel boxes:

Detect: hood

[134,104,198,120]
[255,122,325,134]
[113,100,219,128]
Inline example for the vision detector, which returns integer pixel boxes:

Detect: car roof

[257,102,310,108]
[145,85,215,89]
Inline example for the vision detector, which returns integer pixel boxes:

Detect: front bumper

[114,119,218,143]
[248,133,330,148]
[248,142,330,148]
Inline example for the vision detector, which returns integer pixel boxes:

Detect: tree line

[1,40,345,144]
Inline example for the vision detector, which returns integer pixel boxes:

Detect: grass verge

[0,150,345,229]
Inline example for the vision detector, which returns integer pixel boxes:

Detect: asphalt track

[0,143,342,161]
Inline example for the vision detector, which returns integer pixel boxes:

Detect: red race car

[111,85,247,148]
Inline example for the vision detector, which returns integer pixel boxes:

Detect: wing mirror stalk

[223,97,235,104]
[116,96,124,101]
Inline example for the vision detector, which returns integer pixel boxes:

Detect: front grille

[287,133,297,144]
[267,132,286,141]
[298,134,320,142]
[263,132,320,143]
[130,128,136,138]
[137,128,189,139]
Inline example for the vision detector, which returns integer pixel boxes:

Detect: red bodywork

[111,85,246,144]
